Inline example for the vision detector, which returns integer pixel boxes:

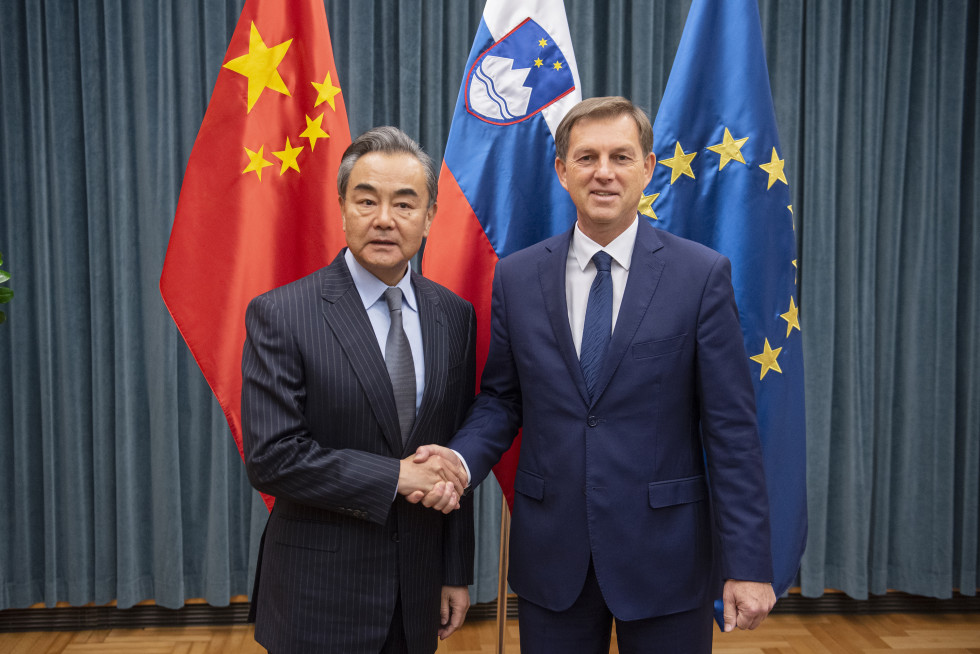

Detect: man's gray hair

[337,126,438,208]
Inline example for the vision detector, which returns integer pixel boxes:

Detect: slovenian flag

[422,0,581,506]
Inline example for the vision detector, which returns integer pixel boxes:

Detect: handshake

[396,445,468,513]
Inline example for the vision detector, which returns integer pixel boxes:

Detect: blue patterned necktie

[580,251,613,400]
[384,287,416,442]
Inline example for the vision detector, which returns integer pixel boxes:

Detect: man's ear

[422,202,437,238]
[338,195,347,231]
[555,157,569,191]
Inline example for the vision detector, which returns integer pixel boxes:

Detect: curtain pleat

[0,0,977,611]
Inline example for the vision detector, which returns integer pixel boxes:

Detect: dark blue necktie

[580,251,613,400]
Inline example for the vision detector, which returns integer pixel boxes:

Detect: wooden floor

[2,613,979,653]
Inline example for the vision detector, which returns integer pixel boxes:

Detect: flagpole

[495,494,511,654]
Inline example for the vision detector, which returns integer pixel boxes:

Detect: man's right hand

[396,447,466,514]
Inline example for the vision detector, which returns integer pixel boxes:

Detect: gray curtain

[0,0,977,612]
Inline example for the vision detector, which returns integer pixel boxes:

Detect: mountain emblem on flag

[465,18,575,126]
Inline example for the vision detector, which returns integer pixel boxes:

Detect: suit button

[587,416,598,427]
[391,532,400,543]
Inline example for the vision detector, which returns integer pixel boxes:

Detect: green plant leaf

[0,270,9,284]
[0,288,12,303]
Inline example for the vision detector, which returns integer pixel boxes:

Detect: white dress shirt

[566,217,637,354]
[345,249,425,412]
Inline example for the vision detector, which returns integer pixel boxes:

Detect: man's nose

[595,156,614,180]
[375,204,394,227]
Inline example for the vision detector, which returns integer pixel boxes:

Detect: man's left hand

[439,585,470,640]
[722,580,775,632]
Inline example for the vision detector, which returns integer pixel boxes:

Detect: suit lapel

[538,229,592,406]
[320,253,403,456]
[405,273,447,454]
[591,219,666,402]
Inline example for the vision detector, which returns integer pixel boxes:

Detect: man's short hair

[554,96,654,160]
[337,126,438,208]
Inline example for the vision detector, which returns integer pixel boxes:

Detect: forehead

[348,151,427,195]
[567,114,642,151]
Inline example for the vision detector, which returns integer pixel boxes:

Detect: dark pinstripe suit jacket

[241,250,476,654]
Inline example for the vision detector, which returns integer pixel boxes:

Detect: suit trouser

[517,559,713,654]
[380,595,410,654]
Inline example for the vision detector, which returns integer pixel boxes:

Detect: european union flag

[647,0,807,607]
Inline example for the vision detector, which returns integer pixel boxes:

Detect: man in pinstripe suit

[241,127,476,654]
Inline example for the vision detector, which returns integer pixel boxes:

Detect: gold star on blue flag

[647,0,807,622]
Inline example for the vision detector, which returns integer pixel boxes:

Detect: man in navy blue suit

[416,97,776,653]
[242,127,475,654]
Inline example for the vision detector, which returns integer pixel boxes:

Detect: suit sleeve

[448,262,524,488]
[696,255,773,583]
[241,293,400,526]
[441,304,477,586]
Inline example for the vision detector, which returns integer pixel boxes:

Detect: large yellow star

[223,23,292,113]
[312,71,341,110]
[553,61,563,71]
[659,142,697,184]
[706,127,748,170]
[538,38,548,47]
[242,145,274,181]
[638,192,660,220]
[533,58,544,68]
[273,137,304,175]
[780,296,801,337]
[300,113,329,150]
[759,147,788,189]
[750,338,783,380]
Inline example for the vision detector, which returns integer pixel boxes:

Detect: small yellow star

[538,38,548,47]
[553,61,563,71]
[533,58,544,68]
[222,22,292,113]
[706,127,748,170]
[659,142,697,184]
[311,71,341,110]
[759,147,788,189]
[300,113,329,150]
[242,145,274,181]
[272,137,304,175]
[780,296,801,337]
[750,338,783,380]
[638,192,660,220]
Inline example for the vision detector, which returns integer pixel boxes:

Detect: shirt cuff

[450,449,472,488]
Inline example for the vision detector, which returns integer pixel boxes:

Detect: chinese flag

[161,0,351,510]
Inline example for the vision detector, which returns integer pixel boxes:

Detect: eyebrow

[352,182,420,198]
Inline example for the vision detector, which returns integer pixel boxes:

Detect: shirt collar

[344,249,418,312]
[571,215,638,272]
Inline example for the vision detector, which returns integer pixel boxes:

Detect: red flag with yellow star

[160,0,350,510]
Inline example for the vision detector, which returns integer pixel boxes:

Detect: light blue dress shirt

[344,249,425,413]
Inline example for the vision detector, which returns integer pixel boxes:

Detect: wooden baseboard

[2,591,978,633]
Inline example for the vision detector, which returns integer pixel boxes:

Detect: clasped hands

[396,445,467,514]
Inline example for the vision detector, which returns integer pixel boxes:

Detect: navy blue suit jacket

[242,251,476,653]
[451,218,772,621]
